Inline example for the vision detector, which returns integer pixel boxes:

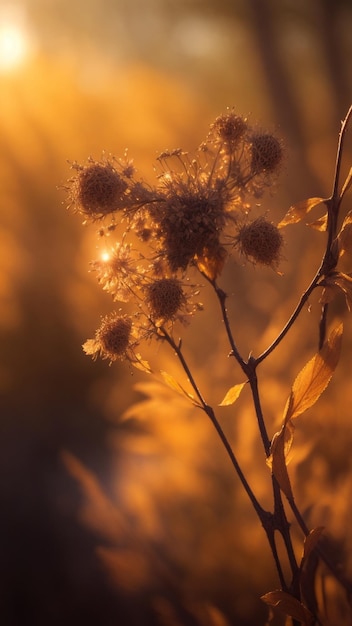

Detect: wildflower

[92,243,144,302]
[211,110,248,147]
[153,177,228,272]
[235,216,283,267]
[68,159,129,219]
[145,278,185,322]
[249,132,283,175]
[83,313,133,362]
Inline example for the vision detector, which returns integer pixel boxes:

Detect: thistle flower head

[211,111,248,147]
[153,175,228,273]
[68,159,129,219]
[235,216,283,267]
[250,133,284,175]
[145,277,185,322]
[92,243,144,302]
[83,313,133,362]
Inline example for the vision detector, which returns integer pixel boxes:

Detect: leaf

[261,590,314,625]
[267,422,294,499]
[278,197,325,228]
[339,166,352,201]
[338,216,352,257]
[302,526,325,563]
[160,370,200,405]
[132,355,152,373]
[283,323,343,423]
[196,246,227,280]
[219,381,247,406]
[320,272,352,311]
[307,213,328,231]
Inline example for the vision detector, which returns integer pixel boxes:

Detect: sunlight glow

[101,251,110,262]
[0,8,32,72]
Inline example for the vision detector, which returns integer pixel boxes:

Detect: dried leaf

[132,355,152,373]
[278,197,325,228]
[261,590,314,625]
[160,370,199,405]
[283,323,343,422]
[219,381,247,407]
[337,218,352,257]
[308,213,328,231]
[196,246,227,280]
[340,167,352,200]
[267,422,294,499]
[321,272,352,311]
[302,527,325,563]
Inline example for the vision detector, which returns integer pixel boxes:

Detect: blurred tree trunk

[316,0,352,126]
[245,0,323,195]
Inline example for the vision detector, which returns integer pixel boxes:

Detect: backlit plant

[65,106,352,625]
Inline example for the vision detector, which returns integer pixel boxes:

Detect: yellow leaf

[278,197,325,228]
[160,370,198,404]
[132,355,152,373]
[267,423,294,499]
[219,381,247,406]
[284,323,343,422]
[261,590,314,625]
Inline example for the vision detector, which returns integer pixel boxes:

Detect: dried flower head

[250,132,283,175]
[145,277,185,322]
[235,216,283,267]
[211,111,248,147]
[153,180,228,272]
[92,243,144,302]
[69,160,128,219]
[83,313,133,362]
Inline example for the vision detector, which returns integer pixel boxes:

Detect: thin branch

[159,327,268,522]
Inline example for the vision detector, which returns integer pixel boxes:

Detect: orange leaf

[308,213,328,231]
[337,213,352,257]
[267,423,294,499]
[302,526,325,563]
[219,382,247,407]
[321,272,352,311]
[283,323,343,422]
[278,197,325,228]
[261,590,314,625]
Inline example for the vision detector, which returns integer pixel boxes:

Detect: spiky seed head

[212,111,248,145]
[97,313,132,359]
[236,217,283,266]
[72,162,128,218]
[250,133,283,174]
[146,278,184,321]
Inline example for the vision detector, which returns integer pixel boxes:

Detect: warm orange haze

[1,1,352,625]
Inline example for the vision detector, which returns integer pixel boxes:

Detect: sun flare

[0,13,31,72]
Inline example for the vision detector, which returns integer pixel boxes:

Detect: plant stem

[159,327,268,522]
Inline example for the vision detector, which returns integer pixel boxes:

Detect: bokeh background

[1,1,352,624]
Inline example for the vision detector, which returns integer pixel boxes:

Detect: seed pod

[97,314,132,359]
[146,278,185,321]
[250,133,283,175]
[70,162,128,219]
[236,217,283,266]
